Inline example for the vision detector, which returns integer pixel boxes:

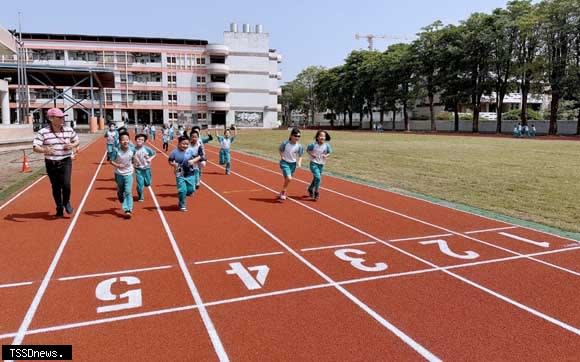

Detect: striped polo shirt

[33,126,79,161]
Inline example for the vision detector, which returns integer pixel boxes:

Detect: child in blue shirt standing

[306,130,332,201]
[215,126,237,175]
[110,132,135,218]
[168,136,201,211]
[133,133,156,202]
[277,127,304,201]
[104,123,118,161]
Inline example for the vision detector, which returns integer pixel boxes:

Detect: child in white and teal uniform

[168,136,201,211]
[104,123,118,161]
[277,128,304,201]
[188,130,206,189]
[133,133,156,202]
[307,130,332,201]
[110,132,135,218]
[215,126,236,175]
[191,127,212,188]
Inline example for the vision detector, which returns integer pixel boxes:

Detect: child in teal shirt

[306,130,332,201]
[133,133,156,202]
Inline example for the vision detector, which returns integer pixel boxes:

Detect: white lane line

[464,226,518,234]
[219,163,580,337]
[148,186,229,362]
[194,251,284,265]
[2,245,578,342]
[499,232,550,248]
[226,155,578,276]
[0,176,46,211]
[0,137,102,211]
[388,234,453,242]
[218,148,580,246]
[301,241,377,252]
[0,305,198,341]
[11,152,107,346]
[201,179,441,362]
[0,281,33,289]
[57,265,173,281]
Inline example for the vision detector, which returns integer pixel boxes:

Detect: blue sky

[1,0,508,82]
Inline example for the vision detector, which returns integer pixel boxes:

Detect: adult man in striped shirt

[32,108,80,218]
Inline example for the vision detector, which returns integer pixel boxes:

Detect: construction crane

[355,33,412,51]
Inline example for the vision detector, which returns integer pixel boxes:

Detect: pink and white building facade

[1,23,282,128]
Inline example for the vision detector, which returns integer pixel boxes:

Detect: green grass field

[228,129,580,234]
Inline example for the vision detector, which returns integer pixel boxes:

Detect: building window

[196,57,206,65]
[197,113,207,120]
[168,92,178,104]
[196,76,206,84]
[166,56,177,64]
[168,112,178,120]
[197,94,207,102]
[167,73,177,83]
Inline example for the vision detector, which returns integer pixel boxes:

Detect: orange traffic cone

[21,150,32,173]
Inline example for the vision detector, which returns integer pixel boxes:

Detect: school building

[0,23,282,129]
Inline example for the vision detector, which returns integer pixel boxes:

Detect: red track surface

[0,135,578,361]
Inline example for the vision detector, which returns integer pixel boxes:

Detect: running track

[0,134,579,361]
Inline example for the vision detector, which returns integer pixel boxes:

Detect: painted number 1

[95,276,143,314]
[334,248,388,272]
[226,262,270,290]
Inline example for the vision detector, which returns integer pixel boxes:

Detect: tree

[412,20,445,131]
[462,12,495,132]
[489,6,518,132]
[280,80,307,126]
[294,66,325,126]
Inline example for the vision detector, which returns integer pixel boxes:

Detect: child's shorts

[279,160,297,177]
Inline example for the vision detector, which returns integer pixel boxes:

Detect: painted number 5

[334,248,388,272]
[95,276,143,314]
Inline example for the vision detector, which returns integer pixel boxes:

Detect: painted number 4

[226,262,269,290]
[95,276,143,314]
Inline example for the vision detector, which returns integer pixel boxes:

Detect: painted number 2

[95,276,143,314]
[420,239,480,260]
[334,248,388,272]
[226,262,270,290]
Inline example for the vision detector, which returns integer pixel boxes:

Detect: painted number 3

[95,276,143,314]
[334,248,388,272]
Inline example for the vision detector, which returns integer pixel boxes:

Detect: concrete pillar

[1,90,9,125]
[98,117,105,130]
[149,109,153,124]
[133,109,138,125]
[89,116,98,133]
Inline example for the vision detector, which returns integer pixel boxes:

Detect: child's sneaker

[314,191,320,201]
[277,191,287,201]
[180,207,188,212]
[124,210,132,219]
[308,187,314,199]
[138,198,144,202]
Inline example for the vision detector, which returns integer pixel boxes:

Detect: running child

[168,136,200,211]
[215,125,237,175]
[188,130,205,190]
[133,133,156,202]
[104,122,118,161]
[306,130,332,201]
[192,126,212,188]
[162,124,170,151]
[109,132,135,218]
[277,127,304,201]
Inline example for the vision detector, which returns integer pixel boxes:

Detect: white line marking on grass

[464,226,518,234]
[148,186,229,362]
[216,162,580,337]
[1,246,578,342]
[10,152,107,347]
[301,241,377,252]
[0,137,102,211]
[0,281,33,289]
[499,232,551,248]
[220,155,579,277]
[219,150,580,246]
[194,251,284,265]
[57,265,173,281]
[201,179,441,362]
